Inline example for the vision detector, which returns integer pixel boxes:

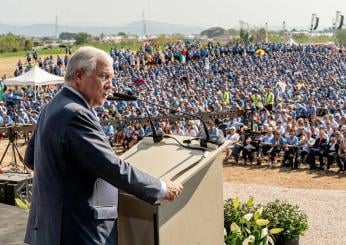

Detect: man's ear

[74,69,83,82]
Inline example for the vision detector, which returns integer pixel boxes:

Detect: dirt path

[0,54,62,78]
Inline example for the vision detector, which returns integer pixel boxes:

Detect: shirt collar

[64,84,92,109]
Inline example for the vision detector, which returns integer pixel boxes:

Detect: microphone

[108,91,163,143]
[107,92,137,101]
[107,91,225,148]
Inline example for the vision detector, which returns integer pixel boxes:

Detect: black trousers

[307,149,325,170]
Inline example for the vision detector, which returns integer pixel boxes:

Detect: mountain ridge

[0,20,205,37]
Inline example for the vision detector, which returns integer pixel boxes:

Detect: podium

[118,136,227,245]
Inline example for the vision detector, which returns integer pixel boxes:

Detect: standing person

[0,77,6,101]
[23,46,183,245]
[263,87,275,112]
[251,89,262,110]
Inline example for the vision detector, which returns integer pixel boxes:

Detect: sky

[1,0,345,29]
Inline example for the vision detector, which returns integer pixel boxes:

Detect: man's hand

[163,181,183,201]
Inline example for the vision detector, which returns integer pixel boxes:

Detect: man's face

[76,60,114,108]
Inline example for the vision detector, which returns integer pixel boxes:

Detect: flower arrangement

[224,197,308,245]
[224,197,283,245]
[262,200,308,242]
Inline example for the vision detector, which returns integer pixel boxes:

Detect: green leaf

[254,207,263,220]
[233,197,240,209]
[24,199,31,209]
[246,197,254,207]
[256,219,270,226]
[15,198,29,210]
[269,228,284,234]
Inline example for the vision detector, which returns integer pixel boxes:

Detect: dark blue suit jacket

[24,87,162,245]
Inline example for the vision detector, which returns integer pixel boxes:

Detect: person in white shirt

[186,122,197,137]
[298,130,315,165]
[257,127,274,165]
[224,127,240,162]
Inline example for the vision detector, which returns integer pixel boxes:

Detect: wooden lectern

[118,136,227,245]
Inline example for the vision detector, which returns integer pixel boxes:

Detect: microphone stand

[138,99,213,147]
[140,101,163,143]
[111,95,225,148]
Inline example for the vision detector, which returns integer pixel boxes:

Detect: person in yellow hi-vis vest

[263,87,275,111]
[222,90,230,106]
[251,89,262,110]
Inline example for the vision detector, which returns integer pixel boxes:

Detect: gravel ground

[223,182,346,245]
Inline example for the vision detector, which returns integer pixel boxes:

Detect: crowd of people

[0,40,345,172]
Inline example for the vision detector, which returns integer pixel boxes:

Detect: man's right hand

[163,181,183,201]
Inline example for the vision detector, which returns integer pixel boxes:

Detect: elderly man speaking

[23,46,183,245]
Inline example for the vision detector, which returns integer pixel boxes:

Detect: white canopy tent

[4,66,64,101]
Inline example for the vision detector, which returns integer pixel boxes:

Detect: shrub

[262,200,308,241]
[224,197,283,245]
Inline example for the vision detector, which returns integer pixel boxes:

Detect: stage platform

[0,203,28,245]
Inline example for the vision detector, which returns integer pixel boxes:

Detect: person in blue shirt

[3,113,14,125]
[269,130,286,167]
[296,104,308,119]
[307,101,317,118]
[283,129,299,169]
[257,127,274,165]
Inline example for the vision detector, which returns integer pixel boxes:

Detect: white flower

[242,235,255,245]
[243,213,253,222]
[261,227,268,239]
[231,223,241,234]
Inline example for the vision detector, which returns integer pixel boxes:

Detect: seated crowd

[0,41,345,173]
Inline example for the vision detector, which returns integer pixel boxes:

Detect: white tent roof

[4,66,64,86]
[287,38,298,45]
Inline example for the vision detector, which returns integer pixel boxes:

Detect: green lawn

[0,48,67,58]
[0,42,145,58]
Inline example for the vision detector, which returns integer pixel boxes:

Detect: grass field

[0,41,148,76]
[0,41,145,59]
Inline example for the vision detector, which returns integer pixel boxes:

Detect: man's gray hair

[65,46,113,82]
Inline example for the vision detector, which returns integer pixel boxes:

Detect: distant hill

[0,20,204,37]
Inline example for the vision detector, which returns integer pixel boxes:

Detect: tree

[0,33,33,53]
[24,39,33,50]
[239,28,251,43]
[252,28,266,43]
[292,33,308,43]
[200,27,226,38]
[59,32,76,40]
[74,32,92,45]
[336,29,346,47]
[117,32,127,36]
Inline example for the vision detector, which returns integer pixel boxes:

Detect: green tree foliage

[252,28,266,43]
[74,32,92,45]
[200,27,226,38]
[117,32,127,36]
[292,33,309,43]
[0,33,33,53]
[268,33,284,43]
[336,29,346,46]
[59,32,76,40]
[239,28,251,43]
